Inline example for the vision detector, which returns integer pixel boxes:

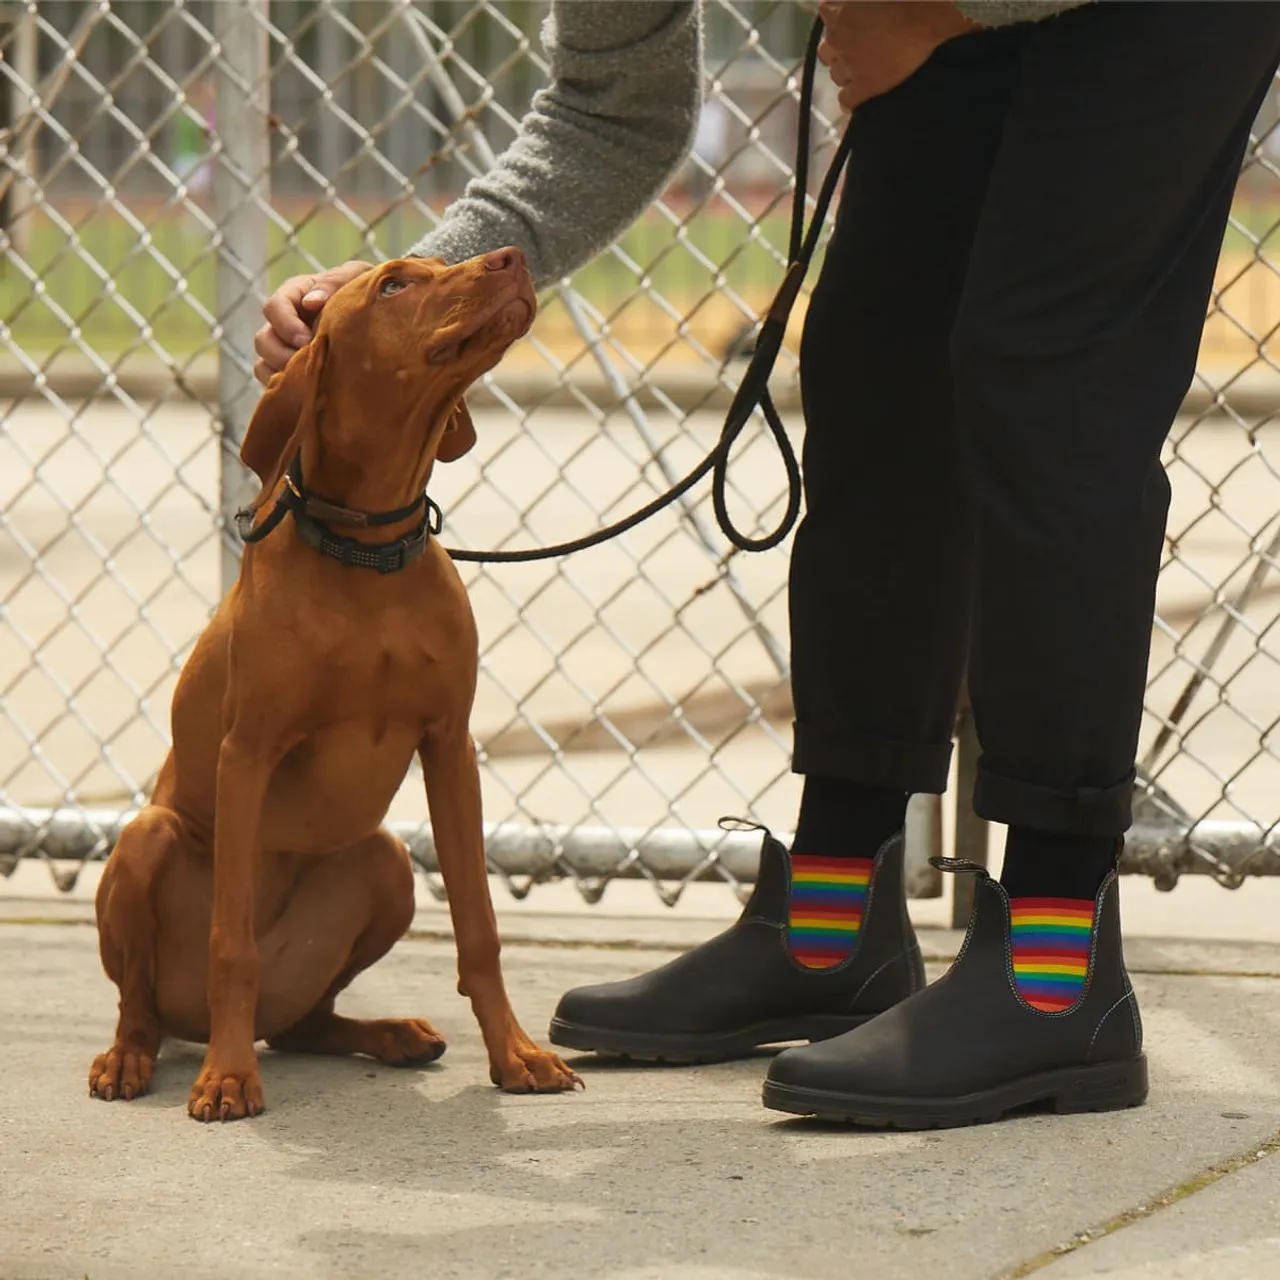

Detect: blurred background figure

[687,97,730,201]
[171,77,214,204]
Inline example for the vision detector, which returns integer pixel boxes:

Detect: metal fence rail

[3,1,1280,909]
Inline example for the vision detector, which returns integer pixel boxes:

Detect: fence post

[214,0,271,597]
[3,3,37,260]
[316,1,344,183]
[951,696,990,928]
[903,793,943,899]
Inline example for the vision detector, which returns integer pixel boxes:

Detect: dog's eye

[380,278,407,297]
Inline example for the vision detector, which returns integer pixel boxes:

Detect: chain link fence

[3,1,1280,909]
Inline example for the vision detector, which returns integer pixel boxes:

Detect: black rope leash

[445,19,852,565]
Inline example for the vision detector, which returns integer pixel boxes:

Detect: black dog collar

[234,455,442,575]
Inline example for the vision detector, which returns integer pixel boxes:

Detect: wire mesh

[2,1,1279,902]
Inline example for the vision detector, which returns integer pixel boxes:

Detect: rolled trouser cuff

[974,761,1135,836]
[791,720,953,794]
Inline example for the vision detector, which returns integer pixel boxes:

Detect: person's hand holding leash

[254,259,373,385]
[817,1,976,112]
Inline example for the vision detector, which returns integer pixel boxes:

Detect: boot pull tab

[929,856,991,878]
[718,816,771,836]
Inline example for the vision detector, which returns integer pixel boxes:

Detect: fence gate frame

[3,1,1280,922]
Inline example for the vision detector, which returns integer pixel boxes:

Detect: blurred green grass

[5,195,1278,359]
[1,200,795,359]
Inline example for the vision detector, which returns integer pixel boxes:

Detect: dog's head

[241,249,537,503]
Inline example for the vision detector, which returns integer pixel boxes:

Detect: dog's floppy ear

[436,396,476,463]
[240,334,329,501]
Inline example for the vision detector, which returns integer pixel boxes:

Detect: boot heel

[1052,1055,1148,1114]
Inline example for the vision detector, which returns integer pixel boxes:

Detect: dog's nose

[483,247,524,273]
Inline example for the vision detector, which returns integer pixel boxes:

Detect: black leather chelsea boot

[762,859,1146,1127]
[548,826,925,1063]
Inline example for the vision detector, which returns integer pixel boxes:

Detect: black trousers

[790,2,1280,837]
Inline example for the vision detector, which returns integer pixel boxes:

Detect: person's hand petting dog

[253,259,372,385]
[817,1,976,112]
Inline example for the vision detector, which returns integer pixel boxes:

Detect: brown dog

[89,249,580,1120]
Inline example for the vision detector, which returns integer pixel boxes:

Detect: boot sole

[548,1014,874,1065]
[761,1054,1148,1128]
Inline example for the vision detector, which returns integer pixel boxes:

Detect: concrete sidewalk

[2,881,1279,1280]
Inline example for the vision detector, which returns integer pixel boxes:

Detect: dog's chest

[301,620,457,721]
[260,622,463,849]
[264,721,424,854]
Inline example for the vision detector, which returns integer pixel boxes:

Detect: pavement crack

[998,1127,1280,1278]
[1125,964,1280,979]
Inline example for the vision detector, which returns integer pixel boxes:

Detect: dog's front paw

[491,1038,583,1094]
[89,1044,154,1102]
[187,1060,265,1122]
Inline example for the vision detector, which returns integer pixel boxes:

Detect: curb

[3,895,1279,978]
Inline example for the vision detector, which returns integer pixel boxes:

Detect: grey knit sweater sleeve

[407,0,1089,288]
[407,2,702,290]
[958,0,1089,25]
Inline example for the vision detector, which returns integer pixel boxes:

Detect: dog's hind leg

[90,804,185,1101]
[263,829,446,1066]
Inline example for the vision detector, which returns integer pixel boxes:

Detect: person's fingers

[260,259,374,351]
[253,321,299,379]
[261,274,319,350]
[252,325,305,386]
[253,260,375,386]
[296,259,372,312]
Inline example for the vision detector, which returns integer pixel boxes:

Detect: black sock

[791,775,908,861]
[999,827,1118,901]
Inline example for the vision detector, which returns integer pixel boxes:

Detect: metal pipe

[950,702,989,928]
[2,2,37,259]
[316,0,345,183]
[214,0,270,597]
[903,792,943,899]
[4,806,1276,888]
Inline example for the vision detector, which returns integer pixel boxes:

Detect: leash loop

[234,19,847,570]
[445,17,852,565]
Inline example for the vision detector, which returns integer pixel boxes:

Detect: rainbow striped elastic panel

[787,854,873,969]
[1009,896,1095,1012]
